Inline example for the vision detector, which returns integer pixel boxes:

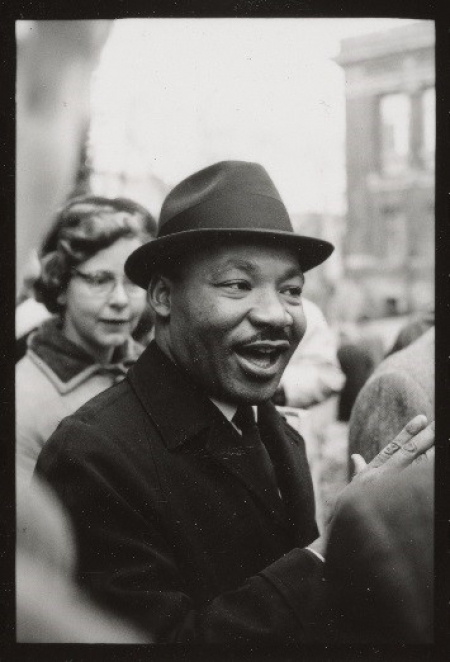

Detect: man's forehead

[188,242,304,278]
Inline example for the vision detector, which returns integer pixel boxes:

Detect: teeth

[249,354,272,368]
[239,347,279,368]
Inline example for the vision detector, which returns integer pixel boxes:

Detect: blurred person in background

[386,308,434,357]
[17,474,151,642]
[348,325,434,468]
[16,195,155,485]
[273,297,345,410]
[336,324,384,422]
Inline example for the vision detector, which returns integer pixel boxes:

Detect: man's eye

[219,281,251,291]
[282,286,302,298]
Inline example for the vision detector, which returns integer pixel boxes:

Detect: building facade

[336,21,435,318]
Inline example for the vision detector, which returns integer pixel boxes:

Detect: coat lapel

[258,402,319,547]
[128,343,310,532]
[204,414,287,524]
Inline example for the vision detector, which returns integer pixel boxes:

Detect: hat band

[158,193,294,238]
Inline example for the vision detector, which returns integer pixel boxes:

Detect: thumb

[351,453,367,477]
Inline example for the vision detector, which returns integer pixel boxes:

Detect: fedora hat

[125,160,334,289]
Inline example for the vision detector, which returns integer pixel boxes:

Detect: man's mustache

[236,329,293,345]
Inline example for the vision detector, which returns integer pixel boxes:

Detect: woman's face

[61,237,146,363]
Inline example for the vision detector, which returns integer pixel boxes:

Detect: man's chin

[222,380,280,406]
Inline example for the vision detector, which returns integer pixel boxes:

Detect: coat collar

[127,342,295,525]
[127,341,225,450]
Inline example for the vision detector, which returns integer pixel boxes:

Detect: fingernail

[406,415,427,434]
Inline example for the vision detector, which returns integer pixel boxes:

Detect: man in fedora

[35,161,434,644]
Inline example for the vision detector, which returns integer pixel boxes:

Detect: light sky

[89,18,421,217]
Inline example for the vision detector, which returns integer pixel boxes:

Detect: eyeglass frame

[70,268,144,298]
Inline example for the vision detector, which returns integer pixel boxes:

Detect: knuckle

[401,439,417,454]
[384,442,401,455]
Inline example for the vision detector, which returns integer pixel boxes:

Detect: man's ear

[147,275,172,318]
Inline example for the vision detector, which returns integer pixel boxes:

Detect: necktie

[232,405,280,499]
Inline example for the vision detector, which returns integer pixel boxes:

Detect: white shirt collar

[210,398,237,422]
[209,398,258,424]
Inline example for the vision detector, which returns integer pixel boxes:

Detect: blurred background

[16,16,435,525]
[16,17,435,325]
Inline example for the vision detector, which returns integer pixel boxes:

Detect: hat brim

[125,229,334,289]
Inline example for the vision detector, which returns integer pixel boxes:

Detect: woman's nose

[108,279,130,306]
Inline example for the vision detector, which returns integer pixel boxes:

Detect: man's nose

[248,288,293,328]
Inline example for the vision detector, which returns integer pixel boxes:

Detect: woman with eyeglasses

[16,195,156,484]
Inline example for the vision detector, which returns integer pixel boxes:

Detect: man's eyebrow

[209,261,305,284]
[282,266,305,285]
[210,260,257,276]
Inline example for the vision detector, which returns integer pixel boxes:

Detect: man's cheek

[292,318,307,345]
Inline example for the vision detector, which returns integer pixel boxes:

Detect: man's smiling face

[156,241,307,404]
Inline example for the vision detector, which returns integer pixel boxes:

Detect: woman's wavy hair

[34,195,156,314]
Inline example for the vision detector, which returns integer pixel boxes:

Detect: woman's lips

[100,319,130,326]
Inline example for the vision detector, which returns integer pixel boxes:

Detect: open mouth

[234,342,289,374]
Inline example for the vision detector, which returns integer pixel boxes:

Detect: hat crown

[125,160,334,289]
[158,160,293,237]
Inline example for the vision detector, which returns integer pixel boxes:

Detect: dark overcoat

[35,342,323,644]
[322,453,434,643]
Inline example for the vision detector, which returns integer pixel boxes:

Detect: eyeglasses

[71,268,143,298]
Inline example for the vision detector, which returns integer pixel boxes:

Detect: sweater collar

[28,317,142,385]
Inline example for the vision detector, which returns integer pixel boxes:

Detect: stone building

[336,21,435,318]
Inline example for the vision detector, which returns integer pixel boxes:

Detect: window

[379,93,411,175]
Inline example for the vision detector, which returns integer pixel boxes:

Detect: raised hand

[350,414,434,484]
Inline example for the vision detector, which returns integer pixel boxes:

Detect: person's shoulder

[61,376,137,427]
[37,378,151,467]
[338,455,434,530]
[16,351,55,401]
[370,326,434,381]
[16,351,37,376]
[350,359,428,424]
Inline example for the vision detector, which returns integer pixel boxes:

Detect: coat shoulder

[38,378,156,470]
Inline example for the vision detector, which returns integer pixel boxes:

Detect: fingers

[350,454,367,477]
[373,420,434,474]
[395,414,429,445]
[410,445,435,466]
[368,415,428,469]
